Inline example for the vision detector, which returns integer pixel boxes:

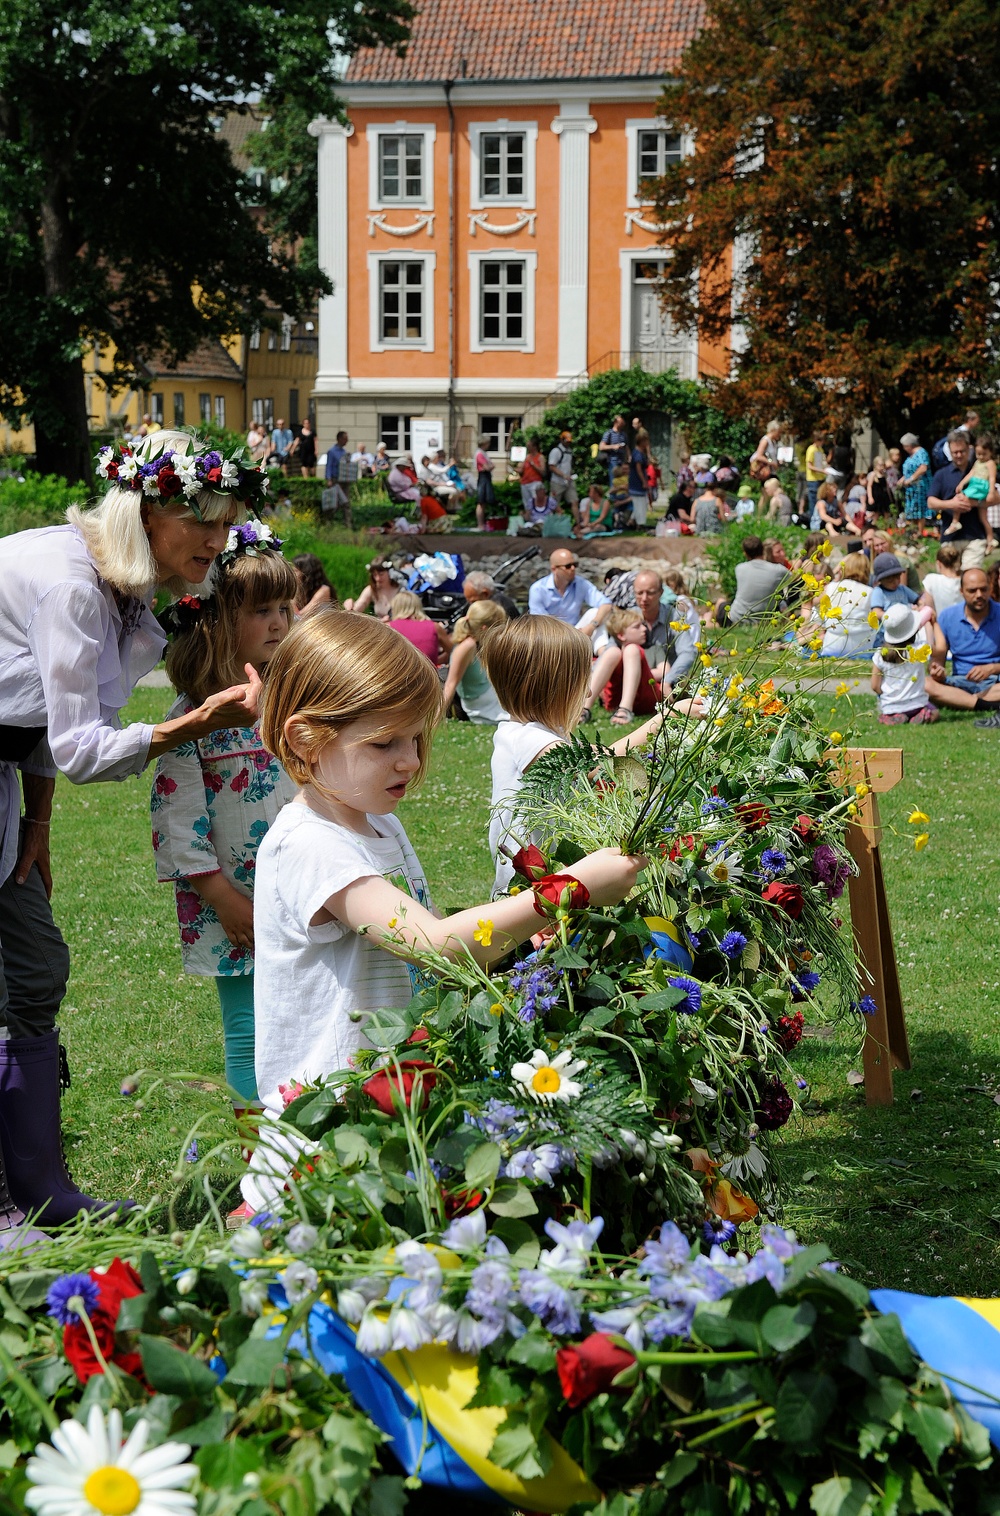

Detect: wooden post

[839,748,911,1106]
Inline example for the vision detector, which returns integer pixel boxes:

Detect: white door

[631,261,693,377]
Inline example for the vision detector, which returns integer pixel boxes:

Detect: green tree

[0,0,413,481]
[649,0,1000,446]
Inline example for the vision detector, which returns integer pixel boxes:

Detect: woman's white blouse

[0,524,165,886]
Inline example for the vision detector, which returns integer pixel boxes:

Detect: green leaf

[139,1252,163,1298]
[465,1142,502,1192]
[488,1181,538,1218]
[364,1007,414,1047]
[808,1476,874,1516]
[640,988,688,1012]
[491,1216,541,1268]
[177,1405,228,1446]
[333,1127,374,1172]
[138,1335,219,1398]
[553,838,586,866]
[780,1243,832,1290]
[581,1005,619,1030]
[774,1371,837,1447]
[379,1137,412,1184]
[659,1451,699,1489]
[431,990,465,1029]
[467,1363,523,1409]
[468,991,500,1027]
[906,1468,949,1514]
[366,1476,408,1516]
[903,1401,957,1474]
[293,1085,344,1134]
[553,944,589,969]
[195,1439,263,1489]
[583,972,617,1002]
[860,1314,917,1378]
[691,1302,738,1348]
[223,1336,288,1388]
[762,1301,816,1352]
[6,1271,61,1308]
[508,1331,556,1373]
[432,1126,483,1167]
[489,1418,551,1481]
[114,1293,151,1333]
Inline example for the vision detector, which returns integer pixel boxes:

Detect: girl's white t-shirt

[821,580,875,655]
[252,802,430,1112]
[922,572,962,614]
[873,631,929,715]
[489,720,563,894]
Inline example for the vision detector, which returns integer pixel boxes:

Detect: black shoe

[974,711,1000,728]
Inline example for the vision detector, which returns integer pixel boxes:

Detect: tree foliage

[0,0,413,479]
[650,0,1000,447]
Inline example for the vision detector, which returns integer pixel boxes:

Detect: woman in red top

[518,438,547,511]
[385,590,452,665]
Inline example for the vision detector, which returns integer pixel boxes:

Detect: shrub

[0,474,88,538]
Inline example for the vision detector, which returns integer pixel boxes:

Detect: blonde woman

[386,589,452,665]
[442,599,508,723]
[0,429,264,1234]
[818,552,877,656]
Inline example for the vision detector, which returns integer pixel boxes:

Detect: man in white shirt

[351,445,375,475]
[527,548,609,633]
[547,431,577,508]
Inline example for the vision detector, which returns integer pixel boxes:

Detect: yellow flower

[855,782,869,798]
[695,641,705,651]
[489,1002,504,1017]
[909,643,931,663]
[822,540,833,556]
[867,611,880,630]
[802,573,820,593]
[808,636,824,651]
[700,653,713,667]
[388,916,398,929]
[670,620,685,630]
[509,884,521,895]
[847,802,859,816]
[730,648,739,657]
[829,731,843,744]
[825,605,842,619]
[835,682,849,697]
[914,833,929,851]
[473,919,494,947]
[908,809,930,825]
[714,715,728,726]
[818,594,831,617]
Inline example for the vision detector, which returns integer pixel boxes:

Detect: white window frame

[280,315,293,351]
[618,248,698,380]
[468,250,537,353]
[468,120,538,209]
[214,395,226,427]
[367,250,436,352]
[366,122,436,211]
[625,119,690,208]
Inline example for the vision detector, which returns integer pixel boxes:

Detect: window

[481,261,523,344]
[214,396,226,427]
[478,416,522,453]
[267,328,277,351]
[150,393,164,425]
[379,415,411,453]
[378,134,423,202]
[637,130,682,182]
[288,389,299,426]
[199,393,211,424]
[249,326,261,351]
[480,132,524,200]
[626,120,686,206]
[251,397,274,428]
[379,261,424,343]
[173,392,185,426]
[280,315,292,352]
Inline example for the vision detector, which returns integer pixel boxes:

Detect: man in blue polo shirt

[926,568,1000,721]
[528,548,610,633]
[926,430,988,570]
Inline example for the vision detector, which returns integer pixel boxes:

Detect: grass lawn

[49,688,1000,1294]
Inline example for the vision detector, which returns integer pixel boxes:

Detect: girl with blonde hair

[442,599,508,721]
[152,524,298,1126]
[240,612,643,1214]
[0,429,265,1235]
[386,589,452,666]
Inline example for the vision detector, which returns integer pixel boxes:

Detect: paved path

[137,669,171,688]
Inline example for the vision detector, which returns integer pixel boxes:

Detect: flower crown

[219,518,282,567]
[158,593,214,639]
[96,438,268,521]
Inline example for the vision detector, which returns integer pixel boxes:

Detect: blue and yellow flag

[643,915,694,973]
[872,1290,1000,1447]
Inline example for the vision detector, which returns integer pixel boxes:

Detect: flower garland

[95,438,268,520]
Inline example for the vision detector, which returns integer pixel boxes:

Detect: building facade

[312,0,724,459]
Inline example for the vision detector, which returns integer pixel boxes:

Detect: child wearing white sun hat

[870,602,938,725]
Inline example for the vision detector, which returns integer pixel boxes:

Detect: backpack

[931,435,949,471]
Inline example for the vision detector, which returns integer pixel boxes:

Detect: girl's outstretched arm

[322,847,646,967]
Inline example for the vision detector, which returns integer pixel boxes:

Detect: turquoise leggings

[215,975,258,1102]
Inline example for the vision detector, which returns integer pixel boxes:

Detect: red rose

[63,1258,145,1385]
[736,802,771,831]
[531,873,591,918]
[443,1187,485,1219]
[762,880,804,919]
[776,1011,804,1051]
[407,1026,430,1045]
[668,834,696,862]
[792,814,819,842]
[362,1059,438,1116]
[105,461,119,479]
[205,466,223,484]
[510,844,548,882]
[157,467,183,498]
[556,1333,636,1408]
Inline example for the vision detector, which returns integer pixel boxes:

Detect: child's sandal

[611,706,634,726]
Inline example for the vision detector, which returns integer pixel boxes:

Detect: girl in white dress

[151,523,297,1113]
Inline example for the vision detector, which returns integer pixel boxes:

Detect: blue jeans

[945,674,1000,695]
[216,974,257,1101]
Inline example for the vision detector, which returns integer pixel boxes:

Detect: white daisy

[510,1048,585,1105]
[707,849,743,886]
[173,457,198,491]
[96,448,113,479]
[141,475,161,497]
[117,455,137,482]
[26,1406,195,1516]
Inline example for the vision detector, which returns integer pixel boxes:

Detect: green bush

[0,474,89,538]
[705,518,809,597]
[277,519,375,602]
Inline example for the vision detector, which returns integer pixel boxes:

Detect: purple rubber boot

[0,1031,128,1224]
[0,1154,48,1252]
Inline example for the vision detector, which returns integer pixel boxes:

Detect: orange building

[311,0,723,459]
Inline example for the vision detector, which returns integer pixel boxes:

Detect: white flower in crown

[96,447,114,479]
[174,454,198,489]
[117,454,137,481]
[256,519,275,543]
[221,460,240,486]
[142,475,161,497]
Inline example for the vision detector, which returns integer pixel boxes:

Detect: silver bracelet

[24,818,51,827]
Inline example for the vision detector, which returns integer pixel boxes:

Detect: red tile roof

[346,0,705,84]
[145,339,243,383]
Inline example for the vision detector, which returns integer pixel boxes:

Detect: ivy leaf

[507,1330,556,1373]
[808,1475,873,1516]
[467,1363,523,1409]
[774,1371,837,1447]
[139,1335,218,1398]
[488,1416,552,1480]
[762,1301,816,1352]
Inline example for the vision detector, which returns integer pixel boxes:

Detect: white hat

[882,602,919,645]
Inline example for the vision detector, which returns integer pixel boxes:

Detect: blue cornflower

[668,976,702,1015]
[47,1273,100,1325]
[759,849,788,877]
[791,969,821,1002]
[855,995,878,1017]
[719,930,748,960]
[700,796,729,816]
[688,930,702,950]
[796,1079,808,1089]
[703,1217,737,1246]
[185,1140,198,1162]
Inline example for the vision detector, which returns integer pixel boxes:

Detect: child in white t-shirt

[871,602,938,725]
[480,615,693,895]
[240,612,645,1216]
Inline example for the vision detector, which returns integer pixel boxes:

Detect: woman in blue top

[901,433,931,523]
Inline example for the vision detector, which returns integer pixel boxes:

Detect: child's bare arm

[870,665,882,695]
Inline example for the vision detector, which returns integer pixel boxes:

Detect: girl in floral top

[151,526,297,1110]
